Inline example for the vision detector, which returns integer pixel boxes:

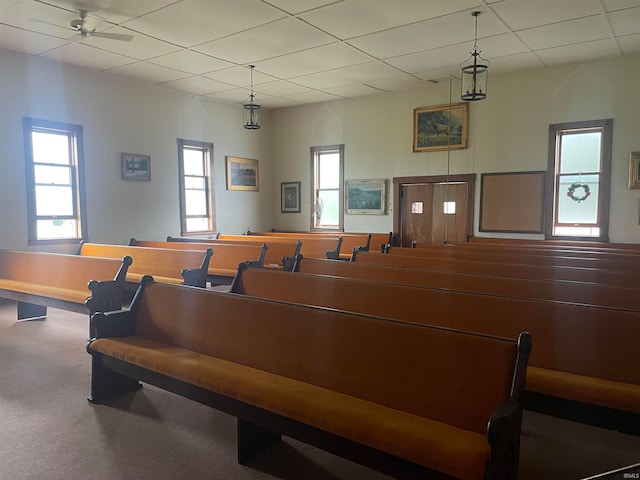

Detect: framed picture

[226,156,259,191]
[281,181,301,213]
[121,153,150,181]
[413,102,468,152]
[345,179,387,215]
[629,151,640,189]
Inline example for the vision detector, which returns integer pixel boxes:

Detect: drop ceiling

[1,0,639,109]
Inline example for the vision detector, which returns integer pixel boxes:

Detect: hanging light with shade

[242,65,261,129]
[460,11,490,101]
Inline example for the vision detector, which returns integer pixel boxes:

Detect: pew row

[217,233,343,260]
[383,245,639,273]
[467,236,640,252]
[289,256,640,311]
[351,250,640,288]
[248,230,392,255]
[77,242,212,287]
[0,249,131,321]
[231,264,640,434]
[87,277,531,480]
[164,236,299,268]
[129,238,267,284]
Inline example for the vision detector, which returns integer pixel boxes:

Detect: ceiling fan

[69,9,133,41]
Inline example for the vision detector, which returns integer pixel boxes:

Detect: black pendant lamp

[460,11,490,101]
[242,65,261,129]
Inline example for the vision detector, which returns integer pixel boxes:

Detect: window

[23,118,87,245]
[178,139,215,235]
[546,119,612,241]
[311,145,344,230]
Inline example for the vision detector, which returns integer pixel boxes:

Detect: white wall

[2,49,639,250]
[0,49,273,252]
[271,53,640,244]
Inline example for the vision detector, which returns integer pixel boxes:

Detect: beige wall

[271,53,640,243]
[1,48,639,250]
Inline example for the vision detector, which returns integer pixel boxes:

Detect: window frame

[545,119,612,242]
[22,117,88,246]
[177,138,216,236]
[310,144,344,231]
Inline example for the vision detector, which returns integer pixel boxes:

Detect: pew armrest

[486,398,523,480]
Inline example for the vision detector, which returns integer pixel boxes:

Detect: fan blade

[90,31,133,41]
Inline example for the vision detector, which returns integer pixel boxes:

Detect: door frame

[392,174,476,246]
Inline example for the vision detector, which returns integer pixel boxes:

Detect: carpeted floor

[1,299,638,480]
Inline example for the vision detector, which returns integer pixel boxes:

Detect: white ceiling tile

[492,0,602,31]
[254,80,313,97]
[348,10,507,60]
[160,75,235,96]
[0,1,76,39]
[602,0,640,12]
[284,90,342,104]
[364,75,426,92]
[616,32,640,53]
[324,83,384,98]
[0,24,69,55]
[51,0,180,24]
[535,38,621,66]
[298,0,478,39]
[519,16,613,51]
[207,88,255,103]
[194,17,334,64]
[260,96,304,109]
[107,61,190,84]
[123,0,285,47]
[81,27,180,60]
[256,42,372,78]
[203,66,278,88]
[608,6,640,36]
[291,61,408,89]
[261,0,338,15]
[149,50,233,75]
[42,42,136,70]
[486,52,546,73]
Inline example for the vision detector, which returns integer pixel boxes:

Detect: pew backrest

[218,234,342,260]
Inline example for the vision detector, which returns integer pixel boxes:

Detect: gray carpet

[1,299,638,480]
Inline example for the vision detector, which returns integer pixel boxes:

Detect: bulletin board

[479,171,545,233]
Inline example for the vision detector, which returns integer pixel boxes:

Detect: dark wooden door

[398,179,472,246]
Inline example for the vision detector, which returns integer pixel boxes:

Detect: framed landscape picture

[345,179,387,215]
[121,153,151,181]
[413,102,468,152]
[281,181,301,213]
[226,156,259,191]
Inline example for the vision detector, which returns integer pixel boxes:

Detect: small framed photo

[345,179,387,215]
[629,151,640,189]
[281,181,301,213]
[226,156,259,191]
[122,153,151,181]
[413,102,468,152]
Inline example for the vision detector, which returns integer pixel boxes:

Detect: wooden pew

[249,230,392,255]
[399,244,640,271]
[218,233,343,260]
[231,265,640,434]
[351,250,640,288]
[164,236,298,268]
[467,236,640,253]
[289,256,640,311]
[385,245,640,272]
[87,277,530,480]
[78,243,212,287]
[129,238,266,284]
[0,250,131,321]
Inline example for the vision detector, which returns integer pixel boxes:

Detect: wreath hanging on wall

[567,182,591,203]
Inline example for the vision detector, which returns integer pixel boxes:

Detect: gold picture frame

[629,151,640,189]
[413,102,468,152]
[226,156,259,191]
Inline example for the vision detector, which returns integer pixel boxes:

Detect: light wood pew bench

[0,249,131,321]
[232,264,640,435]
[217,233,343,260]
[164,236,296,269]
[129,238,266,285]
[87,278,531,480]
[78,242,212,287]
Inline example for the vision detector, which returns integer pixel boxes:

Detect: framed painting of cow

[413,102,468,152]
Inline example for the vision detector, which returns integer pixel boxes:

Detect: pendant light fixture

[242,65,261,130]
[460,11,489,101]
